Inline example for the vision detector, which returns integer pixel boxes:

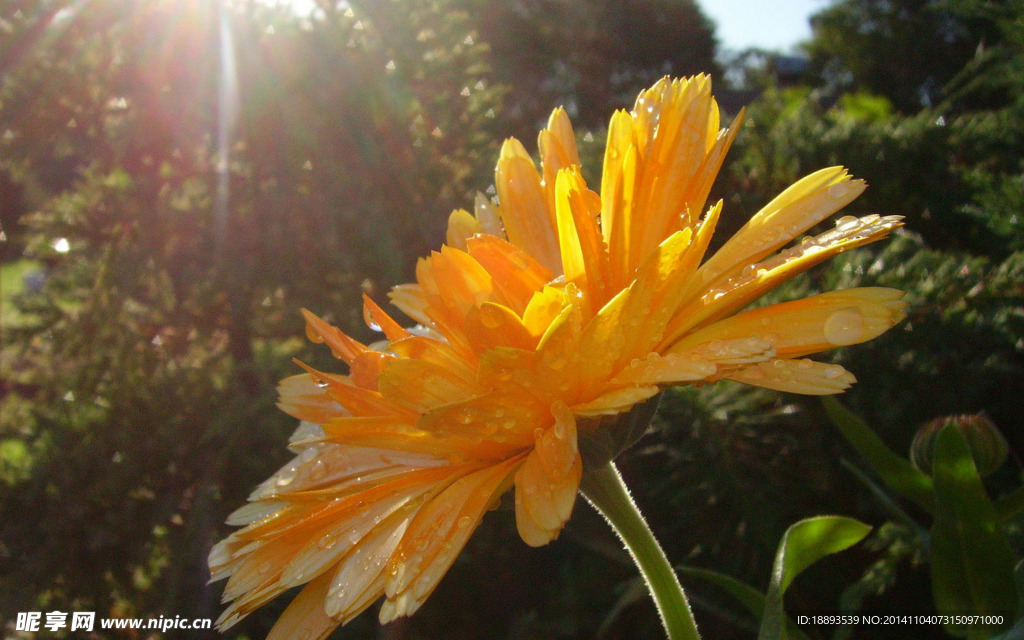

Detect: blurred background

[0,0,1021,638]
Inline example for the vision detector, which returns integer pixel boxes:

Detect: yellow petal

[445,208,481,252]
[539,106,581,216]
[575,226,702,392]
[555,167,610,314]
[663,214,904,345]
[388,283,432,327]
[494,138,560,272]
[463,302,537,353]
[726,358,856,395]
[521,286,572,338]
[694,167,867,291]
[601,110,640,286]
[669,288,907,360]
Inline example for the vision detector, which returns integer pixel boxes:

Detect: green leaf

[929,426,1018,637]
[678,566,768,619]
[678,567,810,640]
[759,516,872,640]
[822,397,935,512]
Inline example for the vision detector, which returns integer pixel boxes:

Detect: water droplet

[318,533,338,549]
[543,351,567,370]
[309,459,327,480]
[479,306,503,329]
[835,216,859,231]
[276,469,297,487]
[827,183,848,199]
[457,516,472,528]
[824,365,846,379]
[823,308,865,346]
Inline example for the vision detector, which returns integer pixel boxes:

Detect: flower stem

[580,461,701,640]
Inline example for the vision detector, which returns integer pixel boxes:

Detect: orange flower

[209,76,905,639]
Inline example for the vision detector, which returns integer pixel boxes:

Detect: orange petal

[570,385,660,417]
[383,456,523,620]
[609,352,717,386]
[301,308,367,364]
[514,403,582,546]
[362,294,411,342]
[416,391,544,450]
[265,571,340,640]
[277,374,348,424]
[466,234,552,315]
[388,283,432,327]
[325,508,411,619]
[377,358,485,414]
[293,361,414,419]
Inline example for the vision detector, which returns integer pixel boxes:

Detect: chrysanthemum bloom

[209,75,905,639]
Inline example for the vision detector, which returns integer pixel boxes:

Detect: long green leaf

[759,516,872,640]
[678,567,810,640]
[822,397,935,512]
[678,567,767,619]
[930,426,1018,637]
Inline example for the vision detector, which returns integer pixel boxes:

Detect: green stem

[580,461,701,640]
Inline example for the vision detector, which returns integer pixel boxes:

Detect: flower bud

[910,414,1008,477]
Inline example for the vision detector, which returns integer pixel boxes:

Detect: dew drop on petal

[275,468,297,487]
[824,365,846,379]
[318,533,338,549]
[479,306,503,329]
[823,308,866,346]
[457,516,472,529]
[827,182,848,199]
